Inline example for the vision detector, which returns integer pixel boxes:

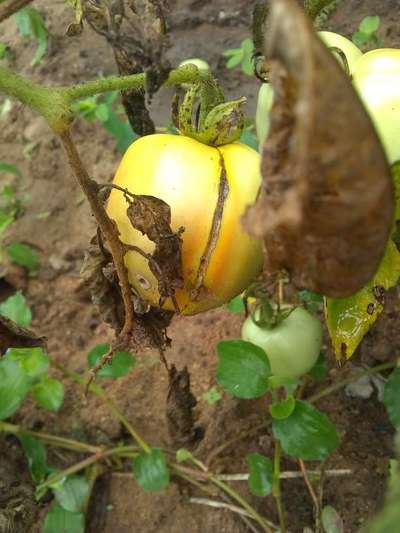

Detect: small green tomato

[241,307,323,379]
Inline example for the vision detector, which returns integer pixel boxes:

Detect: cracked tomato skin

[106,134,263,315]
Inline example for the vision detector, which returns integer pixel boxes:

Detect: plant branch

[307,362,396,404]
[59,130,136,339]
[0,420,101,453]
[0,66,71,131]
[299,459,321,530]
[52,360,151,454]
[0,0,33,23]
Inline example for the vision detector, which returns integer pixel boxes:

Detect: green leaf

[308,352,327,381]
[43,503,85,533]
[216,340,271,399]
[0,211,14,234]
[32,377,64,411]
[0,291,32,327]
[227,295,245,313]
[359,15,380,35]
[0,161,22,177]
[8,347,49,379]
[87,343,136,379]
[384,368,400,429]
[95,103,110,122]
[132,448,170,492]
[241,38,254,55]
[6,242,39,274]
[246,453,273,497]
[226,53,243,69]
[272,400,339,460]
[15,7,47,66]
[202,386,222,405]
[241,54,254,76]
[15,8,32,37]
[321,505,344,533]
[352,31,369,48]
[0,358,30,420]
[269,395,296,420]
[52,476,90,513]
[240,128,258,150]
[102,111,136,153]
[18,434,47,484]
[325,239,400,359]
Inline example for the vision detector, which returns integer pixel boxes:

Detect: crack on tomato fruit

[244,0,394,298]
[191,151,229,300]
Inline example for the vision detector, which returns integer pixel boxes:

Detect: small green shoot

[352,16,383,50]
[223,38,254,76]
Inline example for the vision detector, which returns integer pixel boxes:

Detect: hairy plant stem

[59,130,136,341]
[0,0,34,23]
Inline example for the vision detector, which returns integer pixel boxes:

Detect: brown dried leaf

[244,0,394,298]
[166,365,197,447]
[82,0,170,135]
[0,315,46,356]
[80,235,124,331]
[127,195,184,307]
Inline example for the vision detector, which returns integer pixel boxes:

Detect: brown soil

[0,1,399,532]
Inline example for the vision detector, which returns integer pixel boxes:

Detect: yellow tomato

[352,49,400,164]
[106,134,263,315]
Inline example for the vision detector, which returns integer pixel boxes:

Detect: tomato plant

[241,306,323,379]
[107,133,263,314]
[1,1,400,533]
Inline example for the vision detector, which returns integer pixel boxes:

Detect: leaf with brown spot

[0,315,46,356]
[244,0,394,298]
[127,195,184,308]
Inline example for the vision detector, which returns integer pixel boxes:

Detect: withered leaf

[82,0,170,135]
[127,195,184,307]
[0,315,46,356]
[244,0,394,298]
[166,365,197,447]
[80,235,124,331]
[81,235,173,355]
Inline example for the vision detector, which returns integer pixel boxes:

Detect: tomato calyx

[243,283,295,330]
[172,80,246,146]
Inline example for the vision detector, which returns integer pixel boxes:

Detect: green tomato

[318,31,363,73]
[241,307,323,379]
[352,48,400,165]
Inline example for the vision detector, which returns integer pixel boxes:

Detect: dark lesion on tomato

[191,151,229,301]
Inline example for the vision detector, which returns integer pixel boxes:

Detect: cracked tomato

[106,134,263,315]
